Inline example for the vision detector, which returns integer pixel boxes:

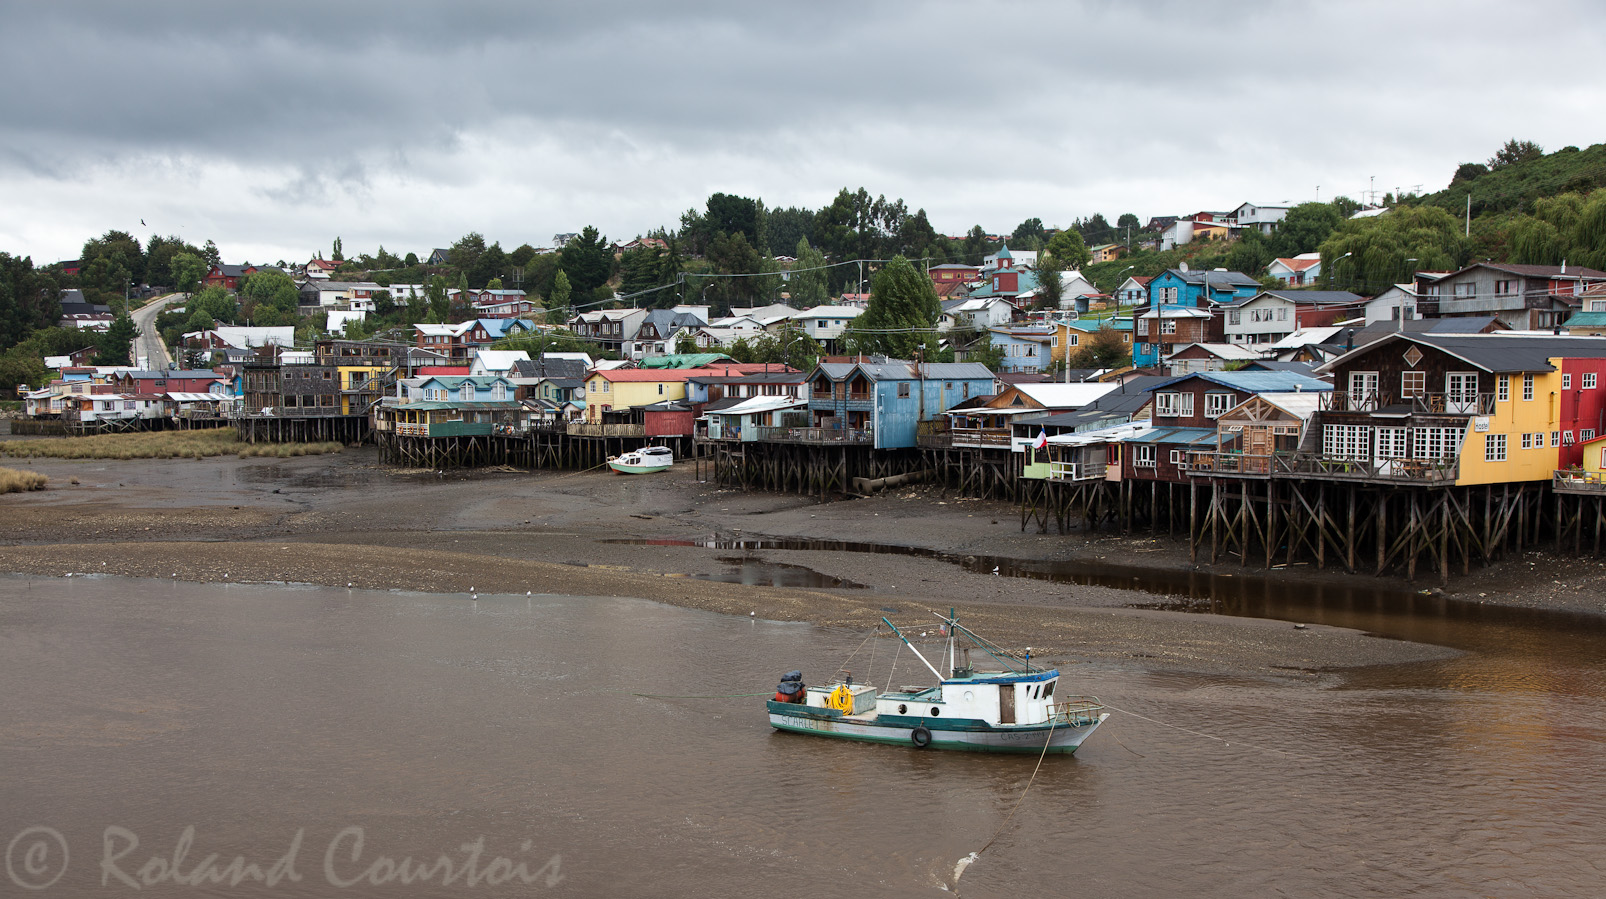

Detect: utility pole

[1466,193,1472,237]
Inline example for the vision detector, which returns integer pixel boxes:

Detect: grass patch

[0,429,344,461]
[0,466,49,493]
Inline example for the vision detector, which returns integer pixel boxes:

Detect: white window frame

[1564,374,1573,389]
[1134,444,1156,467]
[1484,434,1506,462]
[1205,393,1233,419]
[1523,373,1534,400]
[1497,377,1509,402]
[1587,373,1599,389]
[1401,371,1425,398]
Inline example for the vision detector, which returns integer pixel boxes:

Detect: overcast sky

[4,1,1602,267]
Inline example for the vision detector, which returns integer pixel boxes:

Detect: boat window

[930,707,941,717]
[1044,681,1055,699]
[897,704,906,714]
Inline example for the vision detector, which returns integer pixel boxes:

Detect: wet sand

[9,447,1596,675]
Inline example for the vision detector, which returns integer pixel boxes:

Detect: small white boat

[607,445,673,474]
[767,610,1108,754]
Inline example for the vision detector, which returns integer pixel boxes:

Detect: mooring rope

[1101,702,1297,758]
[951,715,1059,893]
[630,691,775,699]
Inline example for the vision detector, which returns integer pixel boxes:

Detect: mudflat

[7,447,1595,676]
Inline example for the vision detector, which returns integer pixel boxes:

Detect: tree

[546,271,572,325]
[1079,213,1115,246]
[472,242,508,289]
[0,253,61,351]
[1319,205,1468,294]
[1011,218,1046,245]
[188,286,236,324]
[704,193,761,245]
[169,252,206,294]
[509,243,537,270]
[331,237,344,262]
[1270,202,1343,257]
[766,206,815,254]
[674,332,700,355]
[558,226,612,294]
[952,327,1003,371]
[425,276,451,323]
[846,255,940,359]
[1117,213,1141,233]
[95,314,137,366]
[144,235,203,288]
[372,289,395,317]
[1449,162,1489,187]
[1490,139,1543,170]
[1044,230,1091,271]
[404,251,419,267]
[790,238,829,306]
[486,278,503,290]
[1064,326,1131,370]
[1034,261,1063,311]
[202,240,221,267]
[238,269,300,326]
[449,232,486,284]
[748,321,822,370]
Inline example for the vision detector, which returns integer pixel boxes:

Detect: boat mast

[880,617,944,681]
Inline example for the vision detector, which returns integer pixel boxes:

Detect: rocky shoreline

[5,447,1598,676]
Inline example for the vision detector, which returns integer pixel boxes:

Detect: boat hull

[606,460,670,474]
[766,701,1107,754]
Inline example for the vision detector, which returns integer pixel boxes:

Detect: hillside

[1415,142,1606,217]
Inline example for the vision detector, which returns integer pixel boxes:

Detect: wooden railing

[753,425,873,445]
[568,423,646,437]
[1047,460,1103,482]
[1186,451,1276,475]
[1321,390,1388,412]
[1554,470,1606,492]
[1280,454,1458,482]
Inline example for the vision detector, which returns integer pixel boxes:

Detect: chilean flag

[1034,428,1049,451]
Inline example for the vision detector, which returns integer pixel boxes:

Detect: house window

[1228,311,1241,325]
[1523,374,1534,400]
[1588,373,1599,389]
[1564,431,1575,445]
[1170,449,1190,469]
[1161,320,1177,335]
[1564,374,1573,389]
[1205,393,1233,418]
[898,383,911,398]
[1485,434,1506,462]
[1521,433,1532,450]
[1401,371,1426,397]
[1155,392,1189,417]
[1323,424,1371,460]
[1497,378,1509,402]
[1412,426,1465,460]
[1553,431,1561,446]
[1277,307,1288,321]
[1585,429,1597,441]
[1495,279,1515,296]
[658,384,664,395]
[1134,445,1156,467]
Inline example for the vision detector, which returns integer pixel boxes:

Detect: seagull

[140,219,146,226]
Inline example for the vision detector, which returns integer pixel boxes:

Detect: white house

[1267,253,1322,287]
[1231,202,1291,234]
[1222,294,1298,345]
[1363,284,1420,324]
[1057,271,1100,307]
[940,298,1013,331]
[469,350,532,377]
[791,305,864,343]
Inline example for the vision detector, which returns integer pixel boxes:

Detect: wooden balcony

[1047,460,1104,482]
[1278,454,1459,483]
[568,423,647,438]
[1186,451,1276,476]
[917,427,1012,449]
[753,425,873,445]
[1553,470,1606,494]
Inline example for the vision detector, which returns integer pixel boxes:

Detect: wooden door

[998,684,1016,724]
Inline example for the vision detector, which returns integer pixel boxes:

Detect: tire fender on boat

[911,725,932,749]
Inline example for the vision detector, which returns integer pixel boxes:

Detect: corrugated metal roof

[1124,426,1220,445]
[1150,371,1332,393]
[1320,333,1606,375]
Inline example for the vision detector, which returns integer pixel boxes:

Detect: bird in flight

[140,219,146,226]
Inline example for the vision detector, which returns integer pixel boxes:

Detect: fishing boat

[606,445,673,474]
[767,611,1108,754]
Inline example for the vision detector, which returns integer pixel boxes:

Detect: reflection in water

[2,574,1603,897]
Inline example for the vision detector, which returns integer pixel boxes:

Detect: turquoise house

[1133,268,1260,367]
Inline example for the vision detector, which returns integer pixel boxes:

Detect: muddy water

[3,576,1604,897]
